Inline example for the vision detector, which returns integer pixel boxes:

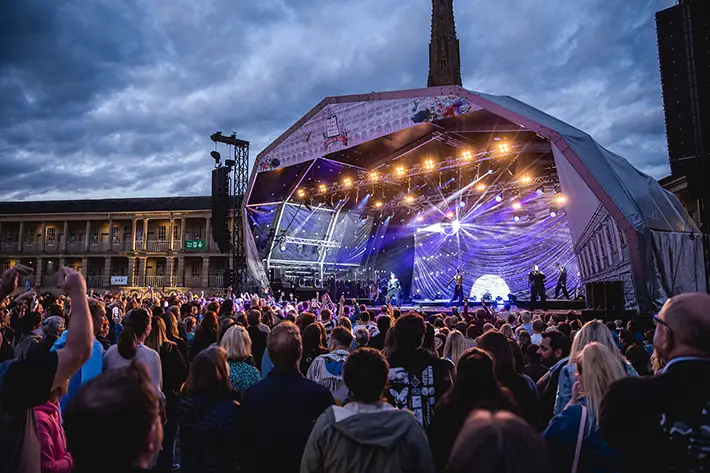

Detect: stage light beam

[446,211,454,218]
[452,220,461,233]
[512,201,522,210]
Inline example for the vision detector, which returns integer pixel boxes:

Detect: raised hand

[57,267,87,295]
[0,264,33,298]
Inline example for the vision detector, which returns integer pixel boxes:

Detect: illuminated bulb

[459,201,466,208]
[369,171,379,182]
[296,189,306,198]
[424,159,436,170]
[318,184,327,193]
[343,178,352,188]
[395,166,406,176]
[512,201,522,210]
[495,195,503,203]
[487,169,493,175]
[452,220,461,233]
[416,215,424,222]
[461,150,473,160]
[446,211,454,218]
[550,211,557,217]
[476,183,486,192]
[375,201,383,208]
[555,195,567,204]
[405,195,415,203]
[520,176,532,184]
[514,215,520,222]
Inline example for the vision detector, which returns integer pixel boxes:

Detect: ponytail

[118,308,150,360]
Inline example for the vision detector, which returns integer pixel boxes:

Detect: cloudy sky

[1,0,674,201]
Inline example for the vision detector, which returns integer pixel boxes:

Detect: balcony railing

[45,242,60,253]
[1,242,18,252]
[183,276,202,287]
[146,240,169,252]
[209,275,226,288]
[23,242,39,253]
[173,240,182,251]
[145,276,170,287]
[66,242,82,253]
[86,275,106,288]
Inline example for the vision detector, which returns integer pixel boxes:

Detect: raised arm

[53,267,93,390]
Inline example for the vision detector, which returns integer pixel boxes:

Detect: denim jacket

[554,361,638,415]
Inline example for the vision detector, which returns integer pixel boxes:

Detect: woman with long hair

[179,346,240,473]
[543,342,627,473]
[145,316,188,473]
[104,308,163,395]
[428,348,518,473]
[477,331,541,430]
[554,320,637,415]
[189,311,218,360]
[442,330,468,365]
[219,325,261,398]
[300,323,328,375]
[161,311,188,362]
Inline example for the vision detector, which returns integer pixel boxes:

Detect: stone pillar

[177,256,185,287]
[39,221,47,252]
[180,218,186,248]
[166,257,173,287]
[169,218,175,252]
[81,257,89,278]
[205,217,211,250]
[142,219,149,251]
[18,222,24,252]
[138,257,147,287]
[128,257,136,286]
[62,221,69,252]
[103,257,111,288]
[85,221,91,251]
[131,219,137,252]
[201,256,210,288]
[108,215,113,252]
[35,257,44,288]
[59,257,66,269]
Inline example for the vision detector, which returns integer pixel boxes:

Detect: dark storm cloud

[0,0,674,201]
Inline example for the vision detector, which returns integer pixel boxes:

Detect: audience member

[220,325,261,397]
[524,344,547,383]
[536,331,571,424]
[307,326,352,405]
[189,311,218,360]
[368,315,391,351]
[246,309,268,371]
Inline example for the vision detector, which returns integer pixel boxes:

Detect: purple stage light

[513,215,520,222]
[495,195,503,203]
[550,211,557,217]
[459,201,466,208]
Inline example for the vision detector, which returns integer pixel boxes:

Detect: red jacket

[33,400,74,473]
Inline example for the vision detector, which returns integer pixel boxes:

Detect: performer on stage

[386,272,402,307]
[554,262,570,299]
[447,268,464,306]
[528,265,546,307]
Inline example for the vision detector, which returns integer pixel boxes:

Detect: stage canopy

[244,86,704,312]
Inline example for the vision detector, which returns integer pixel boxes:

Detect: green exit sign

[185,240,206,250]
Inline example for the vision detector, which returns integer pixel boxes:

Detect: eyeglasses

[653,313,670,329]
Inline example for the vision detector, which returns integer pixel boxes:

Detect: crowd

[1,264,709,473]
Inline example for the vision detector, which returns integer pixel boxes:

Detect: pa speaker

[211,167,232,253]
[585,281,624,310]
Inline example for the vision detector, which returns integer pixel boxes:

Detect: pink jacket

[33,401,74,473]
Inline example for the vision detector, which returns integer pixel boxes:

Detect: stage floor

[359,298,585,313]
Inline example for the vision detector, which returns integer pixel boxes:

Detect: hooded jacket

[301,402,434,473]
[33,400,74,473]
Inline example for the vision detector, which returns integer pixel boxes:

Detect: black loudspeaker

[223,270,234,289]
[585,281,624,310]
[211,167,232,253]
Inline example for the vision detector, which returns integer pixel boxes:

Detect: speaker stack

[211,167,232,254]
[582,281,635,322]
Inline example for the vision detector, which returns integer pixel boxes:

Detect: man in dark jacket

[535,331,570,425]
[246,309,267,371]
[600,293,710,473]
[241,321,334,473]
[368,316,391,351]
[386,314,453,430]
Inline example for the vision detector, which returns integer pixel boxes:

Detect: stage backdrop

[410,194,581,301]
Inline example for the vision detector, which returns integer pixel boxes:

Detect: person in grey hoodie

[301,347,434,473]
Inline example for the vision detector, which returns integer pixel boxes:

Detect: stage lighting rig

[555,194,567,205]
[375,201,383,208]
[476,183,486,192]
[520,175,532,184]
[369,171,380,182]
[405,195,415,203]
[343,178,353,188]
[318,183,328,193]
[395,166,406,177]
[424,158,436,171]
[210,150,221,166]
[296,189,306,198]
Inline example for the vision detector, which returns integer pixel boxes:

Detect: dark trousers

[449,286,464,306]
[555,281,570,299]
[531,285,547,308]
[387,291,401,307]
[156,395,179,472]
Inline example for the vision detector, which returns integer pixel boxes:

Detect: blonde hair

[576,342,627,425]
[569,320,623,365]
[219,325,252,361]
[443,330,469,364]
[145,317,172,353]
[500,324,513,339]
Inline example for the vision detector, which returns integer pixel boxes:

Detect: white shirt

[531,333,543,345]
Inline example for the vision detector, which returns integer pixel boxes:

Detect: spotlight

[452,220,461,233]
[497,142,510,153]
[476,183,486,192]
[318,184,327,193]
[405,195,415,203]
[369,171,379,182]
[279,243,287,252]
[460,150,473,160]
[513,215,520,222]
[550,210,557,217]
[520,175,532,184]
[343,178,352,188]
[416,215,424,222]
[424,159,436,171]
[487,169,493,175]
[512,201,522,210]
[296,189,306,198]
[536,187,544,196]
[375,201,383,208]
[459,201,466,208]
[495,195,503,203]
[446,211,454,218]
[555,195,567,204]
[395,166,406,177]
[210,150,221,163]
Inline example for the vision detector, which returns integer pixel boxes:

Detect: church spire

[427,0,462,87]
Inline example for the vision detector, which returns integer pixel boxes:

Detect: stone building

[0,197,230,292]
